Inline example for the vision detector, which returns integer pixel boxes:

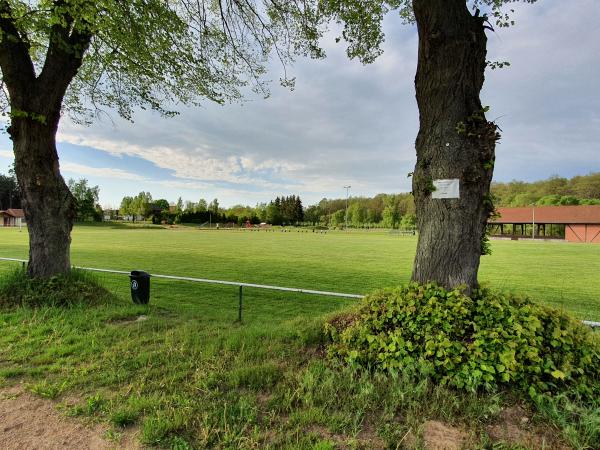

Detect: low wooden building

[489,205,600,243]
[0,208,25,227]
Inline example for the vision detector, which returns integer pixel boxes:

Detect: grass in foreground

[0,268,116,308]
[1,267,598,449]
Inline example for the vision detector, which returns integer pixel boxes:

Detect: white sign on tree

[432,179,460,199]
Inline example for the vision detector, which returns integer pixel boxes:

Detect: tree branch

[0,0,36,99]
[37,1,92,106]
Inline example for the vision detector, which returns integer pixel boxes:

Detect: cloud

[61,162,147,181]
[155,179,211,191]
[0,150,13,159]
[57,131,307,190]
[483,0,600,180]
[49,0,600,207]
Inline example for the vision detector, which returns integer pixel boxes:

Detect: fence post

[238,285,243,322]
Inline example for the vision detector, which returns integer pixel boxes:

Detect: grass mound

[0,267,117,308]
[326,283,600,397]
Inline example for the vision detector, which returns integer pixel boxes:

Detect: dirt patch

[0,385,140,450]
[356,420,387,449]
[486,405,569,449]
[422,421,467,450]
[398,427,417,449]
[306,423,387,450]
[107,315,149,326]
[307,424,348,448]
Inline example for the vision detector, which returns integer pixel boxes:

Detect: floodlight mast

[344,185,351,230]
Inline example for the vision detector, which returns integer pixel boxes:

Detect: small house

[0,208,25,227]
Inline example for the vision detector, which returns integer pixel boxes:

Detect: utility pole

[344,185,351,230]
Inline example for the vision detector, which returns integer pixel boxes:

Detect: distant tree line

[116,193,305,226]
[491,172,600,207]
[119,192,156,222]
[304,193,416,229]
[118,193,238,225]
[265,196,304,225]
[68,179,102,222]
[5,170,598,228]
[0,164,21,210]
[1,171,102,222]
[177,198,234,225]
[90,171,600,229]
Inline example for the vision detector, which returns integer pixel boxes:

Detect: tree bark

[411,0,498,292]
[10,107,76,278]
[0,0,90,278]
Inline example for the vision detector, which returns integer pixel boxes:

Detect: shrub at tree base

[326,283,600,398]
[0,268,116,309]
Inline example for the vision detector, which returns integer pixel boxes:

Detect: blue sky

[1,0,599,208]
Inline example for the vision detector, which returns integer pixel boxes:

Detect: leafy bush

[0,267,116,308]
[326,283,600,397]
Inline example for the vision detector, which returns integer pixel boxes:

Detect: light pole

[343,185,351,230]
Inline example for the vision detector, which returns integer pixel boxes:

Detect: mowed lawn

[1,225,599,320]
[1,224,599,448]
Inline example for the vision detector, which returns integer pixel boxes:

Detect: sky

[1,0,599,209]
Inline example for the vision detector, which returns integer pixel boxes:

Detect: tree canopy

[0,0,538,122]
[0,0,331,278]
[0,164,20,209]
[492,173,600,207]
[322,0,537,65]
[0,0,325,122]
[67,178,100,221]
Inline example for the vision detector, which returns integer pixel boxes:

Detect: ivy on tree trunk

[411,0,499,292]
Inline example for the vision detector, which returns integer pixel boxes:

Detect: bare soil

[411,407,569,450]
[486,405,569,450]
[421,420,468,450]
[0,385,140,450]
[306,423,387,450]
[0,384,570,450]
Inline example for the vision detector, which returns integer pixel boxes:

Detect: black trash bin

[129,270,151,304]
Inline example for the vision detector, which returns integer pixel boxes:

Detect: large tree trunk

[411,0,498,291]
[0,0,90,278]
[10,105,76,278]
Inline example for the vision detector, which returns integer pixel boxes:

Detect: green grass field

[1,225,599,319]
[0,225,599,449]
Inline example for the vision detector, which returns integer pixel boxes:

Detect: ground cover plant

[326,284,600,396]
[0,267,116,308]
[1,225,599,448]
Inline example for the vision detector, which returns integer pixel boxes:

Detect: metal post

[343,185,351,230]
[532,205,535,240]
[238,285,243,322]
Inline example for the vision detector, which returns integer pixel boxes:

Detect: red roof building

[490,205,600,243]
[0,208,25,227]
